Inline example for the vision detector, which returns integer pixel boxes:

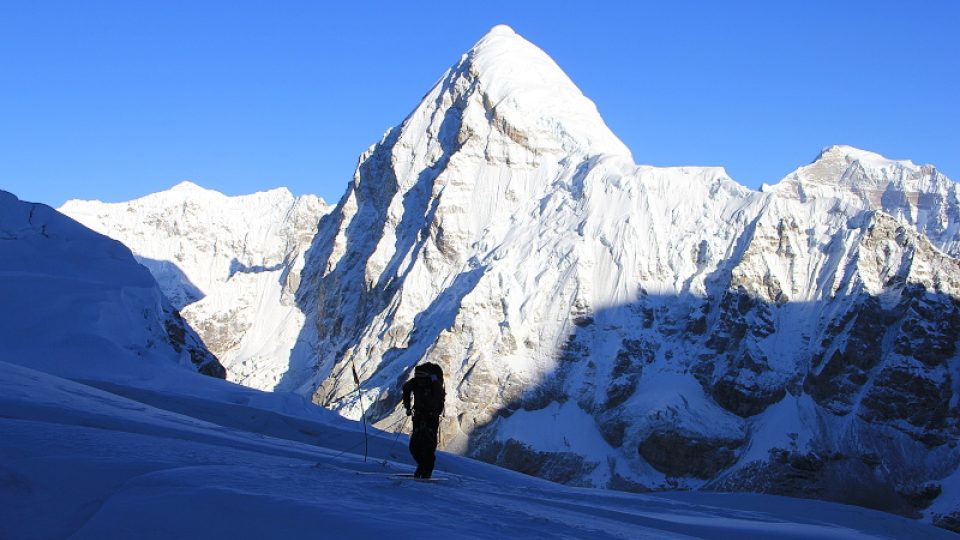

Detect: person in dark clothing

[402,363,445,479]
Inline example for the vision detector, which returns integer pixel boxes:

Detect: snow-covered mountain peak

[468,25,630,158]
[392,25,631,167]
[767,144,944,193]
[764,144,960,256]
[169,180,210,193]
[805,145,922,179]
[816,144,894,162]
[157,181,296,205]
[61,181,221,210]
[484,23,516,37]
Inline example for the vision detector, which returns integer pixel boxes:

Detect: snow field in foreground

[0,361,952,539]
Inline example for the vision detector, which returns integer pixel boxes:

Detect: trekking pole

[351,362,368,463]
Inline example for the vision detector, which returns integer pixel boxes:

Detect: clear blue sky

[2,1,957,208]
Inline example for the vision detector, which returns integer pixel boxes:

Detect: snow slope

[60,182,329,390]
[1,359,953,540]
[0,190,223,379]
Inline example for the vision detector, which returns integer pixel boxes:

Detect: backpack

[412,362,445,415]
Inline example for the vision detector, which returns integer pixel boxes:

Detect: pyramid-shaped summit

[391,24,631,165]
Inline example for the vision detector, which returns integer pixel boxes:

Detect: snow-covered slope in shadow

[0,360,953,540]
[0,190,224,379]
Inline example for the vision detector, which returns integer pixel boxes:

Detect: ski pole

[351,363,368,463]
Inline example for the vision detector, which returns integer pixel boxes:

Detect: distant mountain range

[61,182,329,390]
